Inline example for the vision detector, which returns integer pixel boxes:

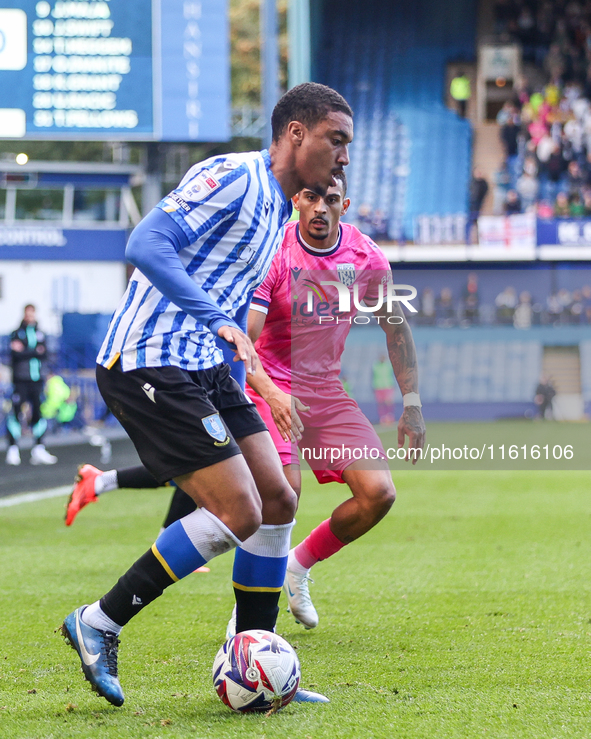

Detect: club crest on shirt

[202,413,228,444]
[337,263,356,287]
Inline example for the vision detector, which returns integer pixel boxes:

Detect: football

[212,630,300,713]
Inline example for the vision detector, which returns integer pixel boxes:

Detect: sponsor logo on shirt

[164,194,191,213]
[184,172,221,201]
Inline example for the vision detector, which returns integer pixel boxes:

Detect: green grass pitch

[1,469,591,738]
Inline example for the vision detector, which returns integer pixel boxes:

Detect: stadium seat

[317,0,476,240]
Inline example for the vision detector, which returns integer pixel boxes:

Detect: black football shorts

[96,360,267,484]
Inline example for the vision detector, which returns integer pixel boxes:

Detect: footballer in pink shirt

[245,171,426,629]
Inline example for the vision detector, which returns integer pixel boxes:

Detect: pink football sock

[293,518,347,569]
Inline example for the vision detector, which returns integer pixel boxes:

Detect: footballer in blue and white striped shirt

[62,82,353,707]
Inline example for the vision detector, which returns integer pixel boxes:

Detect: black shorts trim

[96,361,267,484]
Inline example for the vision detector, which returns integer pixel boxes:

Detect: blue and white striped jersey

[97,150,291,372]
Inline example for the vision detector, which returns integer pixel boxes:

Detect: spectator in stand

[564,115,585,160]
[569,191,586,216]
[467,167,489,243]
[492,160,512,214]
[559,128,575,167]
[546,142,567,200]
[500,112,520,181]
[536,131,555,166]
[504,189,522,214]
[584,191,591,215]
[557,288,574,321]
[566,160,585,193]
[555,191,571,217]
[544,81,560,110]
[537,135,561,200]
[544,43,566,81]
[496,101,516,126]
[492,0,591,217]
[582,100,591,148]
[462,272,479,325]
[583,150,591,186]
[513,291,533,330]
[495,286,518,324]
[357,203,374,238]
[420,287,436,325]
[372,209,389,241]
[528,117,548,146]
[537,200,555,218]
[546,292,563,323]
[582,284,591,322]
[515,75,533,107]
[572,96,589,129]
[528,91,544,116]
[516,158,540,210]
[436,287,456,327]
[569,290,585,323]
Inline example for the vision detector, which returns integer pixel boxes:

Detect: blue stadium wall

[314,0,477,240]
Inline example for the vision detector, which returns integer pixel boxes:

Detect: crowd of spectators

[356,204,390,241]
[493,0,591,217]
[410,274,591,328]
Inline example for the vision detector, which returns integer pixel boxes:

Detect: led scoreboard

[0,0,229,141]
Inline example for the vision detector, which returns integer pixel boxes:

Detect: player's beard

[307,218,330,240]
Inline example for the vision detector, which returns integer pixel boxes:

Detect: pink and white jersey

[250,221,392,387]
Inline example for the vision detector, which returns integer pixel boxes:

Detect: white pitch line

[0,485,71,508]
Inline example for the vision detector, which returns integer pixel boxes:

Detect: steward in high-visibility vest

[450,72,471,117]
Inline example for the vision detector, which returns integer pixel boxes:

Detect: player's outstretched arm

[375,301,426,464]
[126,209,250,360]
[246,309,309,442]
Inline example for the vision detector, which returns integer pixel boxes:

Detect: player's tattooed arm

[375,300,426,464]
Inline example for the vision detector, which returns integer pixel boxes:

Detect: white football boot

[225,605,237,640]
[225,604,278,640]
[283,568,319,629]
[5,445,21,466]
[30,444,58,465]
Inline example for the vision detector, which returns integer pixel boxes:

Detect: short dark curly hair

[271,82,353,143]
